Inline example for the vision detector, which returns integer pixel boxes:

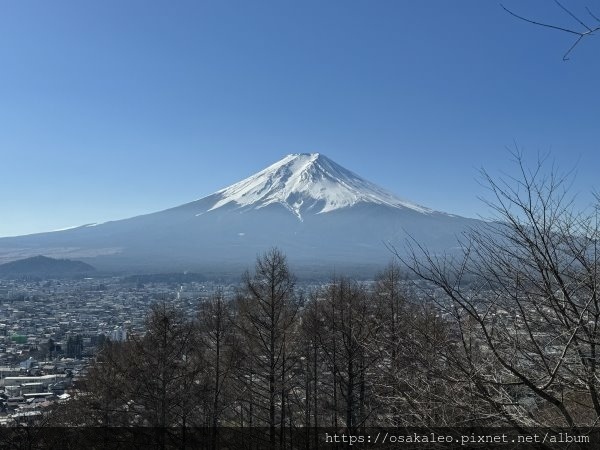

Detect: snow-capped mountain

[207,153,431,219]
[0,153,479,276]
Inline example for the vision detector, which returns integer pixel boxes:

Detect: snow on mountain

[207,153,432,220]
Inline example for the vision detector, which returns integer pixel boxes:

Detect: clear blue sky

[1,0,599,237]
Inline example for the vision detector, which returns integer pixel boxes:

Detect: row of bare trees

[48,250,472,438]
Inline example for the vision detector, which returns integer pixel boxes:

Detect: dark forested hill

[0,255,96,279]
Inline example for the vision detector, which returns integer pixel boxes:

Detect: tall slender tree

[236,248,299,449]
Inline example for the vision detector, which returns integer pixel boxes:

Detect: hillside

[0,255,96,279]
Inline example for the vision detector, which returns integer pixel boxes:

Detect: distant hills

[0,255,95,279]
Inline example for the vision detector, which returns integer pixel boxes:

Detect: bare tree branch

[501,2,600,60]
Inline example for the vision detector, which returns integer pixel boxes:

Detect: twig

[501,3,600,60]
[501,4,584,35]
[553,0,592,32]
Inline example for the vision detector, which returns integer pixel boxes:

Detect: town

[0,275,237,424]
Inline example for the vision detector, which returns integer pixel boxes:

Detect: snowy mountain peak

[208,153,432,220]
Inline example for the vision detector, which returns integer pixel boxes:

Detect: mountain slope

[0,153,478,274]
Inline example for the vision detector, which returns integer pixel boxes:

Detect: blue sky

[1,0,599,237]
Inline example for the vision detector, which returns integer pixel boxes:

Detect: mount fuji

[0,154,479,276]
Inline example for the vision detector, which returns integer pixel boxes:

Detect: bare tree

[296,289,326,449]
[47,303,202,448]
[46,340,134,428]
[400,152,600,428]
[314,277,379,431]
[502,1,600,60]
[128,302,201,432]
[236,248,299,448]
[196,287,240,447]
[370,263,477,427]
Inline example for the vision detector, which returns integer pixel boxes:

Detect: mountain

[0,255,95,279]
[0,153,479,276]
